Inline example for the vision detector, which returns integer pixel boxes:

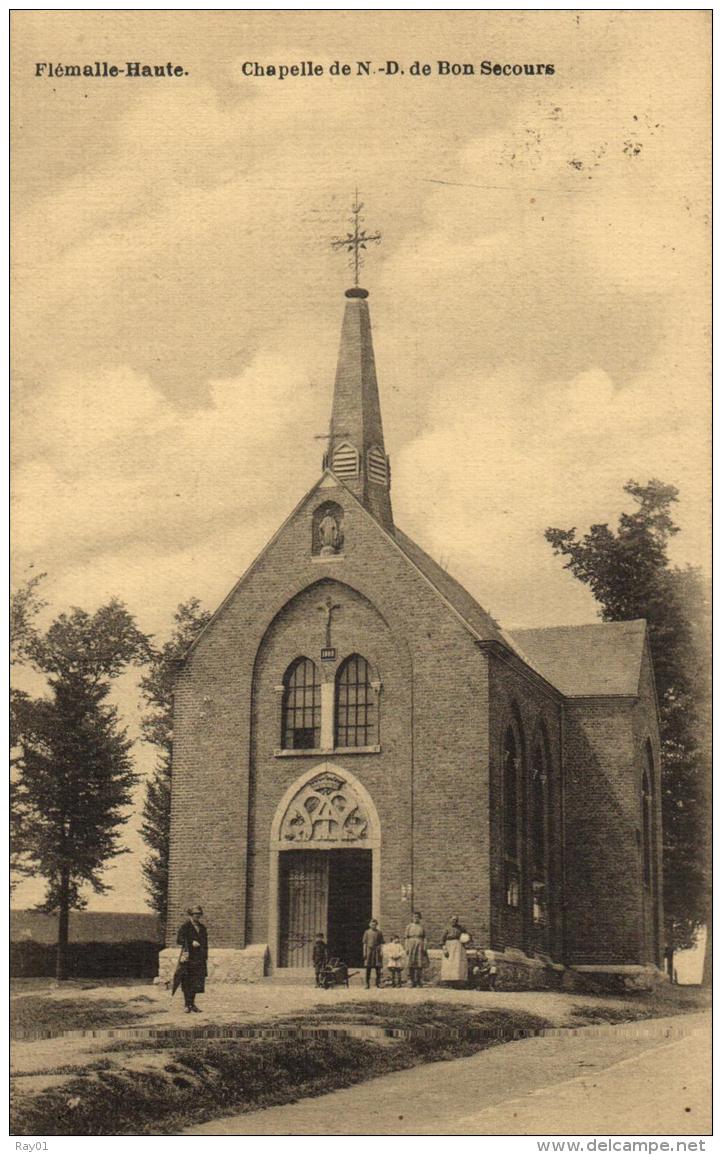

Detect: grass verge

[11,989,710,1136]
[12,1004,553,1135]
[570,985,710,1026]
[11,995,156,1038]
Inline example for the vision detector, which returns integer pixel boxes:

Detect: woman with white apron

[440,915,472,985]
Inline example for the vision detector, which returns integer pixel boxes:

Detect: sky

[11,12,710,911]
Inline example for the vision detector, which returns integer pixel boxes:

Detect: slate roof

[394,527,524,654]
[510,620,648,697]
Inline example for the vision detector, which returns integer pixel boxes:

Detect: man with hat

[175,905,208,1013]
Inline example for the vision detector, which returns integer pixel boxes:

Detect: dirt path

[10,983,645,1075]
[188,1011,711,1136]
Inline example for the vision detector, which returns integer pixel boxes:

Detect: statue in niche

[318,510,343,555]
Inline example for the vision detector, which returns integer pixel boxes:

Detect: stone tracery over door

[279,771,371,845]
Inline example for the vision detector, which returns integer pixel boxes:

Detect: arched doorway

[268,763,381,969]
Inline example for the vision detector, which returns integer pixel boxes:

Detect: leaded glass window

[281,658,321,750]
[642,768,652,888]
[503,727,520,861]
[335,655,377,748]
[503,725,522,907]
[531,743,549,926]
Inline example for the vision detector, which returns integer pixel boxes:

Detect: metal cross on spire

[331,191,381,287]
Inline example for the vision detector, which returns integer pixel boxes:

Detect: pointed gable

[183,471,519,663]
[393,527,518,651]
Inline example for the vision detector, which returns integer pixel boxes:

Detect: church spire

[326,197,393,531]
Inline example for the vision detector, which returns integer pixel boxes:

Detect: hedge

[10,939,160,978]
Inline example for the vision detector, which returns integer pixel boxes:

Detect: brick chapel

[161,275,664,988]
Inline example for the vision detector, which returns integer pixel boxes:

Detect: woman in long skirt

[440,915,471,986]
[404,910,427,987]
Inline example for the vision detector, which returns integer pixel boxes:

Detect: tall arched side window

[530,741,549,926]
[643,741,660,963]
[281,658,321,750]
[335,655,378,748]
[642,765,653,889]
[503,724,522,908]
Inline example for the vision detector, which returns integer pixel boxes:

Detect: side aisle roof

[510,620,648,698]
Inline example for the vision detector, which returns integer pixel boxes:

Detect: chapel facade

[161,282,664,988]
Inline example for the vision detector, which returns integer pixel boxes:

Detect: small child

[312,933,328,987]
[382,935,407,988]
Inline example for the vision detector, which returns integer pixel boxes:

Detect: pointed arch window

[281,658,321,750]
[335,654,378,748]
[643,741,660,964]
[642,765,653,889]
[530,740,550,926]
[503,723,523,908]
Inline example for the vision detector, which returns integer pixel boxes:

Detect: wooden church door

[278,848,373,967]
[278,851,329,967]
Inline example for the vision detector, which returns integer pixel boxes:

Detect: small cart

[318,957,356,988]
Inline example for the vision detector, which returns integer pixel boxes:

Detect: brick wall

[166,476,661,973]
[631,641,664,966]
[563,697,646,965]
[167,480,492,954]
[487,650,563,962]
[247,578,413,948]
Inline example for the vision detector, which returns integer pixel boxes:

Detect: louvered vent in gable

[367,446,388,485]
[332,442,359,479]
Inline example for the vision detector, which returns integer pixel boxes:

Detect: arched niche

[312,501,345,556]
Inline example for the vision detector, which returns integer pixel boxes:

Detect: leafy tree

[546,480,710,970]
[10,571,47,664]
[10,573,48,886]
[139,599,211,931]
[11,595,149,979]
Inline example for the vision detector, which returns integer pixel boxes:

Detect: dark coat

[312,940,329,967]
[176,919,208,995]
[362,927,384,967]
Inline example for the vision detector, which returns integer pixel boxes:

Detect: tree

[139,599,211,931]
[10,573,48,886]
[10,571,47,664]
[11,596,149,979]
[546,480,711,971]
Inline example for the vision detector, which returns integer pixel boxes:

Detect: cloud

[394,354,709,629]
[12,352,332,628]
[11,11,709,910]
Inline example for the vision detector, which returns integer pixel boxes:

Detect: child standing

[383,935,407,987]
[362,919,385,989]
[404,911,427,988]
[312,933,328,987]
